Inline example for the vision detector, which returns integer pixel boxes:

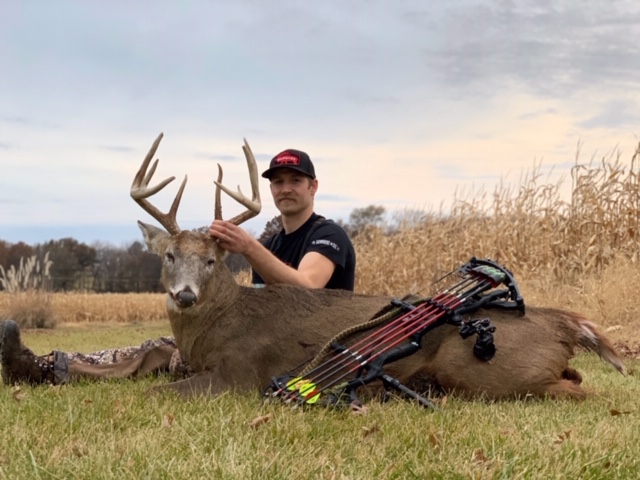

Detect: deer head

[131,133,261,310]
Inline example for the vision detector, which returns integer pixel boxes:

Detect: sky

[2,1,639,246]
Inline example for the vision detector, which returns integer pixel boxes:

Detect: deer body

[391,307,620,400]
[142,224,625,400]
[131,134,625,401]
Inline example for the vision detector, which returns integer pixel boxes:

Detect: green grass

[1,324,638,479]
[21,321,173,356]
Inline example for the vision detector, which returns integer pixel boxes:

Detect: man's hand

[208,220,255,254]
[209,219,336,289]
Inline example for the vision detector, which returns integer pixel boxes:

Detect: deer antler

[130,133,187,235]
[213,138,262,225]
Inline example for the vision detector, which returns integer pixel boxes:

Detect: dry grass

[0,273,251,325]
[0,252,55,328]
[355,146,640,294]
[0,291,167,324]
[0,290,56,329]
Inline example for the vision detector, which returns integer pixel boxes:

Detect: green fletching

[474,265,507,284]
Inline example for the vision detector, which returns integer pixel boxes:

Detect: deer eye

[165,252,175,263]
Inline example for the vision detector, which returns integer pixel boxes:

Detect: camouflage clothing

[63,336,193,380]
[65,336,176,364]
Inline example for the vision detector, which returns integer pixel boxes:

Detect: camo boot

[0,319,56,385]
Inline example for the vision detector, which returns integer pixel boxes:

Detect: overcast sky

[2,1,639,246]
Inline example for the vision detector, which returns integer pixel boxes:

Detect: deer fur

[140,222,626,401]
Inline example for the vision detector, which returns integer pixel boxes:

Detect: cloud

[434,162,503,182]
[1,116,59,129]
[578,100,640,129]
[192,153,240,162]
[2,116,31,125]
[100,145,135,153]
[419,1,640,99]
[518,108,558,121]
[316,193,353,203]
[340,90,402,107]
[0,197,26,205]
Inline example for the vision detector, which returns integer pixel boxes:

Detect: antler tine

[130,133,186,235]
[213,138,262,226]
[214,164,223,220]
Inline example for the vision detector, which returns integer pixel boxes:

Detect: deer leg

[562,366,583,384]
[66,345,175,381]
[544,379,587,400]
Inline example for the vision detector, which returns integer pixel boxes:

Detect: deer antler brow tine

[130,133,185,235]
[213,138,262,226]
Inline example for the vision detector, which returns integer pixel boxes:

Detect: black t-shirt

[252,213,356,291]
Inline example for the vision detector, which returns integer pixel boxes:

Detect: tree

[346,205,386,237]
[6,242,35,270]
[224,253,250,274]
[388,208,430,233]
[0,240,9,270]
[258,215,283,242]
[125,241,163,292]
[43,238,97,291]
[91,241,162,293]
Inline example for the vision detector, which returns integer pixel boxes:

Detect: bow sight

[263,257,525,409]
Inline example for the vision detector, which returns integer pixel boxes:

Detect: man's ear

[137,221,171,255]
[310,178,318,195]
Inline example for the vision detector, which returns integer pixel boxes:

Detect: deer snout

[172,287,198,308]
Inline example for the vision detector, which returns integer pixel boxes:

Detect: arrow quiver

[263,257,525,409]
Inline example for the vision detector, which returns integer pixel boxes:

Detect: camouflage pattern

[63,336,193,380]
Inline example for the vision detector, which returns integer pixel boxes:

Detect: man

[0,148,356,386]
[211,148,354,291]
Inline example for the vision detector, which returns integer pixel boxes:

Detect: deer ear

[214,243,229,262]
[138,221,171,255]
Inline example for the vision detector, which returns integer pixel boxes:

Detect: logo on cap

[274,153,300,166]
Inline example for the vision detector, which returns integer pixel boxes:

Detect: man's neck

[282,208,314,234]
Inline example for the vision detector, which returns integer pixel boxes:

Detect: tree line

[0,205,396,293]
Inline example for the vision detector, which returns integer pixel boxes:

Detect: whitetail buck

[131,133,626,401]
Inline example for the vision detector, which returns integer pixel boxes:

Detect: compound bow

[263,257,524,409]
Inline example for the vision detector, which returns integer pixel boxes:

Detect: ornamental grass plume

[0,252,57,329]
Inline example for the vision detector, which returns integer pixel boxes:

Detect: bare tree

[42,238,96,291]
[347,205,386,237]
[258,215,283,242]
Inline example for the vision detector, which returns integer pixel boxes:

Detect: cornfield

[355,145,640,295]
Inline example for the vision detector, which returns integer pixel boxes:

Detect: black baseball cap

[261,149,316,180]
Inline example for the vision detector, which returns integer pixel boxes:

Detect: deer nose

[175,288,197,308]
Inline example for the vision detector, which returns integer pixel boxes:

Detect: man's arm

[209,220,336,288]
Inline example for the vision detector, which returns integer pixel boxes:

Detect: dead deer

[131,133,626,401]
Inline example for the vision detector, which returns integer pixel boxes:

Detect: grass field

[0,322,638,479]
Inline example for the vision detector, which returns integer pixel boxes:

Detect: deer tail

[574,319,626,375]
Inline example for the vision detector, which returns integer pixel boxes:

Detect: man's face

[269,169,317,216]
